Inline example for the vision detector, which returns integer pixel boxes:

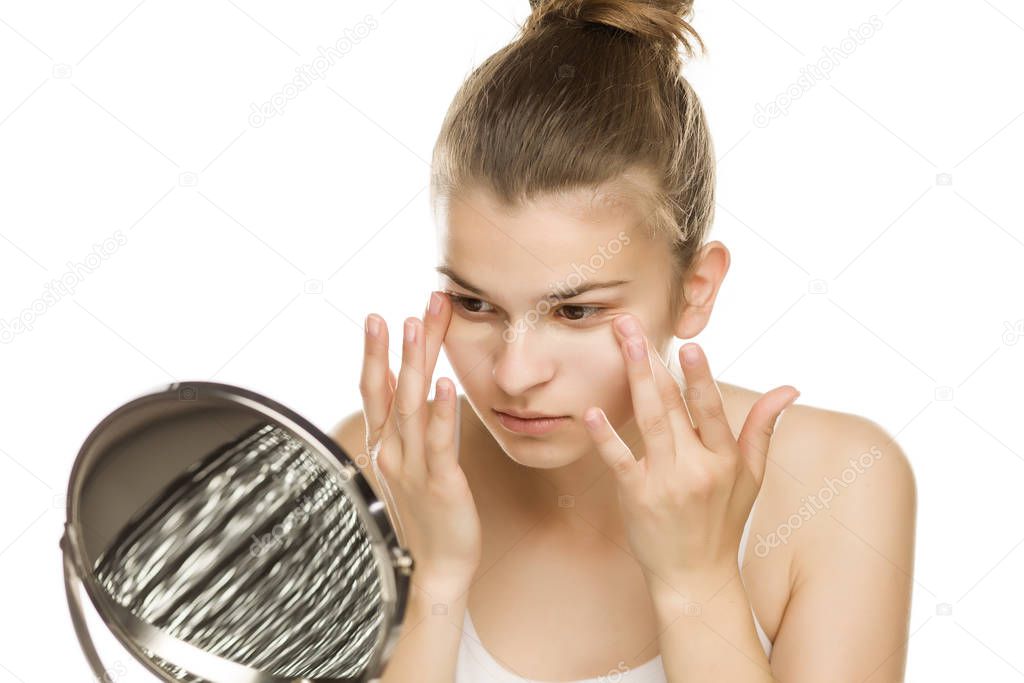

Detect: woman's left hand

[583,313,800,597]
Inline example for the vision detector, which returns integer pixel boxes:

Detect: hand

[582,313,799,595]
[361,291,482,593]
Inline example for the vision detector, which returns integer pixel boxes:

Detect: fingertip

[583,407,603,431]
[772,391,799,429]
[680,342,700,368]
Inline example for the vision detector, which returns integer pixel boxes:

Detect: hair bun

[526,0,704,58]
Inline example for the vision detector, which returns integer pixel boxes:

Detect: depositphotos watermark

[248,15,379,128]
[753,15,883,128]
[98,660,128,682]
[598,661,632,683]
[249,490,320,557]
[1002,318,1024,345]
[753,444,884,557]
[1,229,128,344]
[247,454,364,557]
[502,230,632,343]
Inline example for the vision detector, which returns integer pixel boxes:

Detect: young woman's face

[437,184,681,469]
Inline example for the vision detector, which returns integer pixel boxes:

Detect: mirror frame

[60,380,413,683]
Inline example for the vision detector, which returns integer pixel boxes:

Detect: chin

[505,451,578,470]
[490,430,585,469]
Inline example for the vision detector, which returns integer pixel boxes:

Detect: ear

[672,240,730,340]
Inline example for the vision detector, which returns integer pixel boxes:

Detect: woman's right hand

[360,291,482,595]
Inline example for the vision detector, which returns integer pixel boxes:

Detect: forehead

[438,184,664,297]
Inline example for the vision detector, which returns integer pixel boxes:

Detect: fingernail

[437,379,449,400]
[366,315,380,338]
[404,319,417,343]
[682,344,700,366]
[774,392,799,428]
[626,337,644,360]
[429,291,443,316]
[615,315,639,336]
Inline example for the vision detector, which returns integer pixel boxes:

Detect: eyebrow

[435,265,630,301]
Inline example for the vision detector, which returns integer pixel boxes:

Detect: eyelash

[445,293,604,325]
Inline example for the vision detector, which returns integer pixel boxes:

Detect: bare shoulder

[771,393,917,527]
[722,381,917,579]
[721,381,916,489]
[782,400,917,576]
[720,388,917,677]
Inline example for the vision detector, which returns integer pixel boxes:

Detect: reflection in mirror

[92,422,383,678]
[62,382,411,683]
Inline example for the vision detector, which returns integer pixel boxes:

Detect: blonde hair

[430,0,714,316]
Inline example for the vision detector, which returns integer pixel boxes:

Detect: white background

[1,0,1023,680]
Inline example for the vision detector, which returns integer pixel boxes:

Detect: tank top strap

[737,495,774,657]
[455,394,462,461]
[738,497,757,565]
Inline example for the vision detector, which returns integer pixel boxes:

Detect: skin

[335,179,917,682]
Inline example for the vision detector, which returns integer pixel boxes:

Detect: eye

[448,294,495,315]
[446,293,604,325]
[555,304,603,323]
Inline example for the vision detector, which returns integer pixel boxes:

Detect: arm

[581,321,797,682]
[768,415,917,682]
[647,411,913,683]
[649,570,775,682]
[650,415,917,683]
[374,578,470,683]
[330,412,472,683]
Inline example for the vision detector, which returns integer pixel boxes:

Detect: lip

[495,407,564,419]
[493,409,571,435]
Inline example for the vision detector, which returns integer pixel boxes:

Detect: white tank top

[452,397,774,682]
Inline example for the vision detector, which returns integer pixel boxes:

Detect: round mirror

[59,381,412,682]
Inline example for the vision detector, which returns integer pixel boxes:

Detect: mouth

[493,409,572,435]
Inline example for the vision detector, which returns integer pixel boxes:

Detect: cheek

[561,330,633,406]
[442,322,497,380]
[562,330,624,374]
[443,320,632,407]
[573,329,656,435]
[446,315,497,344]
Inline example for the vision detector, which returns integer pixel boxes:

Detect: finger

[421,291,453,402]
[612,314,676,471]
[360,314,394,443]
[646,341,703,453]
[394,317,428,477]
[583,407,642,492]
[361,316,406,479]
[424,377,458,477]
[678,342,735,455]
[737,386,800,487]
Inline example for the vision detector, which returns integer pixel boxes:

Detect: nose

[491,323,556,396]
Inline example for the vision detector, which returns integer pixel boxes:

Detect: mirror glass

[61,382,410,683]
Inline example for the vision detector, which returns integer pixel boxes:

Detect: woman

[333,1,917,680]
